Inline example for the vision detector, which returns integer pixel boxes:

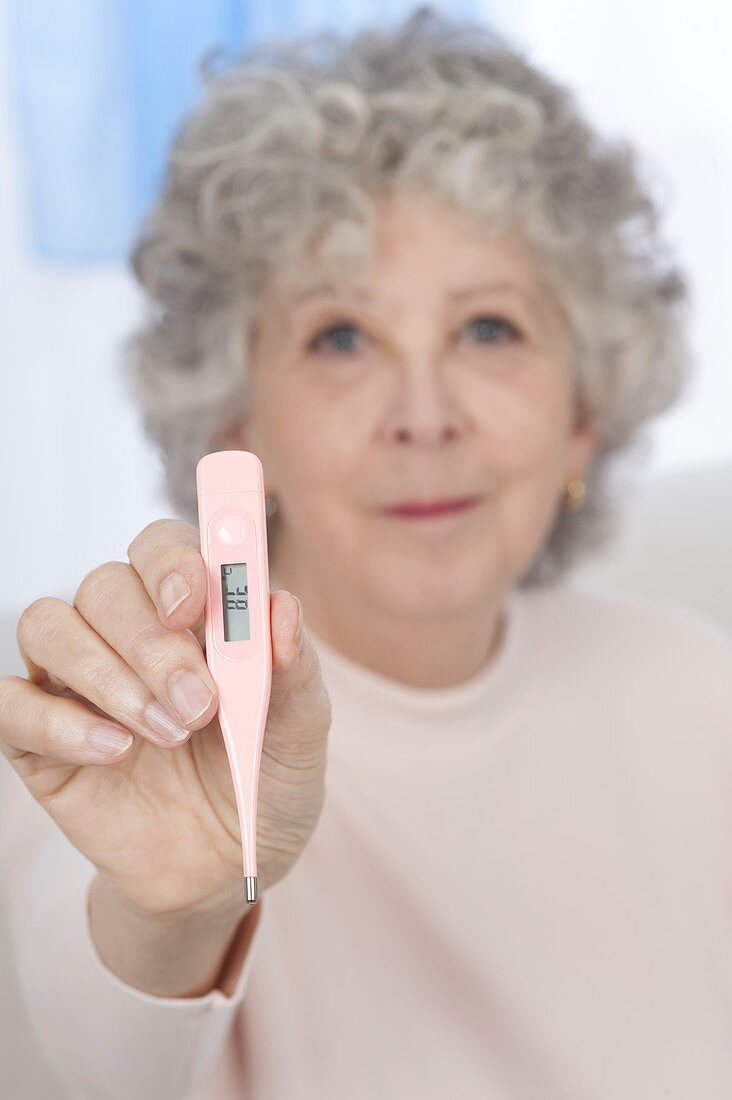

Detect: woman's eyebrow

[285,279,546,326]
[290,280,536,305]
[448,281,541,314]
[288,283,374,307]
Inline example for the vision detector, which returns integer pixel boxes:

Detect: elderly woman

[2,8,732,1100]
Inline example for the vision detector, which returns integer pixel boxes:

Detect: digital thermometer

[196,450,272,905]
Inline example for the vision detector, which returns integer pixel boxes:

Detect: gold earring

[563,477,586,513]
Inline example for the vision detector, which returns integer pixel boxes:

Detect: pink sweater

[2,581,732,1099]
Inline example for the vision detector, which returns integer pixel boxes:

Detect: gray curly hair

[120,5,694,587]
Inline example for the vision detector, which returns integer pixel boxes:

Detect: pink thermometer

[196,450,272,905]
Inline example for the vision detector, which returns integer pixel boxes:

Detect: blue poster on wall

[7,0,482,262]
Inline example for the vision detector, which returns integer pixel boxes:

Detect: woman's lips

[380,495,482,518]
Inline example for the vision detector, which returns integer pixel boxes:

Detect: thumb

[270,589,305,686]
[266,590,331,760]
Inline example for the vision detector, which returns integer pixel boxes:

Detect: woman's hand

[0,519,331,926]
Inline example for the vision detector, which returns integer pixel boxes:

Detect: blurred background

[0,0,731,1093]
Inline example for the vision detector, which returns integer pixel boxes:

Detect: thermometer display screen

[221,563,250,641]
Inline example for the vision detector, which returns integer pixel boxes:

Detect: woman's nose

[379,358,466,445]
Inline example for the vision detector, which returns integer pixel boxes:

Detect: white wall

[2,0,731,625]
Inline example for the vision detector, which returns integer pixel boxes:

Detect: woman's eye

[308,323,364,354]
[463,316,520,344]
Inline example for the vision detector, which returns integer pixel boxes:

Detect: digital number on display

[221,563,250,641]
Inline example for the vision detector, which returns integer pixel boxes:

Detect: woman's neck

[270,549,508,690]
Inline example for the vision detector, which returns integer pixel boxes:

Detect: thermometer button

[216,512,248,546]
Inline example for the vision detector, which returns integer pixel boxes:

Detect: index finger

[127,519,207,643]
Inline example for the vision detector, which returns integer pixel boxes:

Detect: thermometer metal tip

[246,877,258,905]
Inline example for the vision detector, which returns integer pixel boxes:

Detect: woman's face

[234,187,599,615]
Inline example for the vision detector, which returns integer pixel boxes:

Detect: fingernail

[293,596,303,645]
[88,725,134,755]
[144,701,190,742]
[168,670,214,726]
[161,573,191,617]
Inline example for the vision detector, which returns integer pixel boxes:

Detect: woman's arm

[0,773,262,1100]
[88,872,261,999]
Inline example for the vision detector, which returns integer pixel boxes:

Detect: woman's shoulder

[514,583,732,775]
[518,580,732,686]
[522,584,732,798]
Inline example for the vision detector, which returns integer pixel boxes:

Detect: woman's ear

[215,419,249,453]
[567,421,601,483]
[213,418,279,503]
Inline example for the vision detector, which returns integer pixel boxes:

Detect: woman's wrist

[88,872,257,998]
